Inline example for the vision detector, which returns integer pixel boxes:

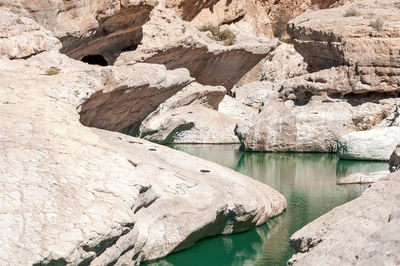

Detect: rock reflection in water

[149,145,387,266]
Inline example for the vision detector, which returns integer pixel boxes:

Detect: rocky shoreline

[0,0,399,265]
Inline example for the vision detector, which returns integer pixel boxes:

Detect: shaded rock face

[114,4,279,90]
[337,127,400,161]
[288,171,400,265]
[0,12,287,266]
[144,46,269,90]
[11,0,157,64]
[78,64,193,135]
[389,144,400,172]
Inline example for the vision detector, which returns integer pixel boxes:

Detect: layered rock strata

[236,0,400,152]
[114,5,279,90]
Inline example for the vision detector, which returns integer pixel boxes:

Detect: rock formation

[8,0,158,64]
[114,4,279,90]
[0,4,287,265]
[139,83,242,143]
[288,167,400,265]
[389,144,400,172]
[236,0,400,152]
[336,171,389,185]
[337,127,400,161]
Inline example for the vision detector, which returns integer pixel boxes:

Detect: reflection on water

[148,145,387,266]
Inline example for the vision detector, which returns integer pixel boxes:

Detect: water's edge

[146,144,387,266]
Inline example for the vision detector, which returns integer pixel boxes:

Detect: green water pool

[147,145,387,266]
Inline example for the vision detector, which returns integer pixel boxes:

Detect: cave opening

[81,55,108,66]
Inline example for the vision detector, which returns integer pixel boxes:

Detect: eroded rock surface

[115,5,279,90]
[288,171,400,265]
[236,99,396,152]
[236,0,400,152]
[139,83,241,143]
[0,11,287,266]
[337,127,400,161]
[8,0,158,63]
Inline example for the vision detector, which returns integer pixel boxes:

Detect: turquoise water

[147,145,387,266]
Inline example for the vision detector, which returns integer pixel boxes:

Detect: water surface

[148,145,387,266]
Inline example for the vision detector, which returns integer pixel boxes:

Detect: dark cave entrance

[81,54,108,66]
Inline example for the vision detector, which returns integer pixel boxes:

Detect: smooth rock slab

[336,171,389,185]
[288,171,400,265]
[337,127,400,161]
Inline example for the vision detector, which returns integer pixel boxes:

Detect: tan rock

[237,42,307,86]
[288,0,400,93]
[9,0,158,63]
[114,4,279,90]
[0,9,61,59]
[139,82,239,144]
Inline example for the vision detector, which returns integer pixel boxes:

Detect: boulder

[336,171,389,185]
[389,144,400,172]
[236,99,396,152]
[288,171,400,265]
[139,83,242,144]
[140,105,240,144]
[337,127,400,161]
[237,42,307,86]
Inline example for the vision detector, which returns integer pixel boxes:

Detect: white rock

[337,127,400,161]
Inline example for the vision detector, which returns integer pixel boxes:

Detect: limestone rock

[336,171,389,185]
[9,0,158,64]
[0,47,286,266]
[287,0,400,93]
[139,83,240,144]
[114,5,279,90]
[218,95,259,122]
[231,81,279,108]
[236,42,307,86]
[337,127,400,161]
[0,9,61,59]
[236,99,396,152]
[389,144,400,172]
[377,101,400,127]
[78,63,193,135]
[140,105,240,144]
[288,171,400,265]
